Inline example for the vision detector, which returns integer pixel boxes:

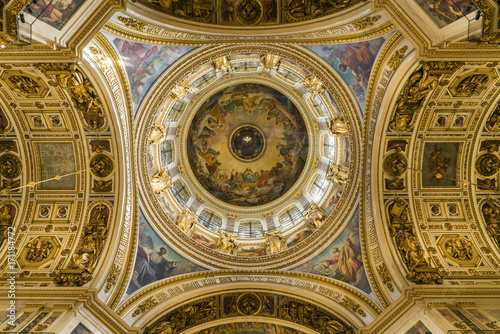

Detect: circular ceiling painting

[187,83,309,207]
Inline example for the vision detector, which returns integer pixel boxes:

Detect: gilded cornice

[0,288,140,333]
[103,18,395,45]
[0,1,124,60]
[472,0,500,43]
[115,270,381,319]
[359,30,404,309]
[372,0,500,60]
[359,285,500,334]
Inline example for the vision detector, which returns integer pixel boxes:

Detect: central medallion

[230,124,266,162]
[187,83,309,207]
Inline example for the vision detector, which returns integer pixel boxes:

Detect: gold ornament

[301,74,324,100]
[54,204,109,286]
[105,263,120,293]
[212,55,233,73]
[475,153,500,178]
[352,15,381,30]
[340,296,366,317]
[264,231,287,254]
[236,293,262,315]
[387,198,444,284]
[174,208,197,236]
[34,63,106,130]
[383,152,408,178]
[150,169,173,193]
[389,61,461,132]
[235,0,263,25]
[304,203,326,228]
[387,45,408,70]
[216,231,238,254]
[8,75,41,96]
[149,124,166,146]
[453,74,489,97]
[326,164,348,186]
[132,297,159,317]
[0,153,22,179]
[481,200,500,248]
[260,53,281,72]
[376,263,394,292]
[117,16,146,31]
[25,238,54,263]
[143,298,217,334]
[328,116,348,136]
[279,297,354,334]
[89,154,114,179]
[171,80,194,100]
[0,204,14,246]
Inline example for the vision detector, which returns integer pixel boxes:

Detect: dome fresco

[187,83,309,207]
[145,51,353,261]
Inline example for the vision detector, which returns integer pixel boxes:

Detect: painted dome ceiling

[141,49,357,263]
[186,83,309,207]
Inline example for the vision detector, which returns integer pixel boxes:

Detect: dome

[139,48,358,266]
[186,83,309,207]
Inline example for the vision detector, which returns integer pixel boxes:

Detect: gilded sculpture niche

[0,202,16,246]
[387,198,444,284]
[0,139,23,194]
[475,140,500,192]
[481,200,500,248]
[53,203,111,286]
[485,103,500,132]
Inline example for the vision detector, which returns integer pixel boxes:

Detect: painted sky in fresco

[126,209,207,295]
[304,35,387,113]
[106,33,194,113]
[291,206,372,294]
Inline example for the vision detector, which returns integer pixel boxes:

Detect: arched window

[198,209,222,232]
[238,221,264,239]
[279,206,303,230]
[170,180,190,206]
[309,174,326,202]
[160,140,174,167]
[323,134,336,160]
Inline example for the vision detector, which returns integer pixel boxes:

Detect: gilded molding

[116,270,381,316]
[104,20,395,45]
[472,0,500,43]
[132,297,159,318]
